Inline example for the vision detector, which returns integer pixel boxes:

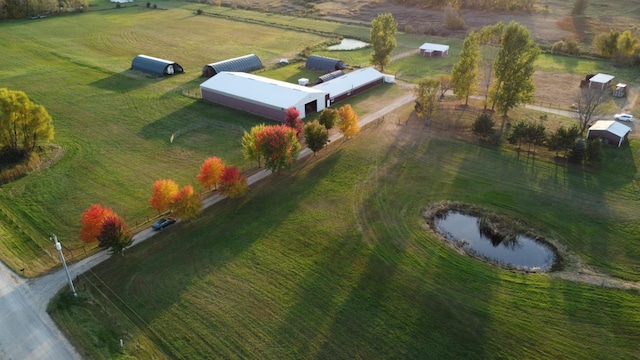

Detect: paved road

[0,85,416,360]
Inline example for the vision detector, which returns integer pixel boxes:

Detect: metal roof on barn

[130,55,184,77]
[201,54,263,78]
[305,55,346,72]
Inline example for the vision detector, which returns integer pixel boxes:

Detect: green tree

[585,138,603,166]
[242,124,265,167]
[451,31,480,105]
[490,21,540,116]
[569,138,586,164]
[369,13,397,72]
[478,23,505,109]
[507,121,528,150]
[0,88,54,155]
[593,30,619,58]
[472,113,496,140]
[547,125,580,157]
[524,122,547,153]
[317,108,338,133]
[414,77,440,124]
[615,30,639,64]
[304,120,329,155]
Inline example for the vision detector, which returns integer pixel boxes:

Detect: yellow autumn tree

[337,104,360,139]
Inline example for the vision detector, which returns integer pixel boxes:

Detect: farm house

[312,67,386,106]
[305,55,346,72]
[130,55,184,76]
[587,120,631,147]
[200,72,328,121]
[201,54,263,78]
[419,43,449,57]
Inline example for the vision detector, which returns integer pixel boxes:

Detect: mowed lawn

[52,118,640,359]
[0,6,328,274]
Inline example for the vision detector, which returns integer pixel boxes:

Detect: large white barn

[312,67,386,106]
[200,72,328,121]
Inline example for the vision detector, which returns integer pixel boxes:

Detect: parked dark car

[152,218,176,230]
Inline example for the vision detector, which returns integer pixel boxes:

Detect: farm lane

[0,84,416,360]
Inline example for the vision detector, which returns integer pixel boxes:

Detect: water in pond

[327,38,370,50]
[434,211,557,271]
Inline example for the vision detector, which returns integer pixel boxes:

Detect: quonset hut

[305,55,346,72]
[130,55,184,76]
[201,54,263,78]
[315,70,345,85]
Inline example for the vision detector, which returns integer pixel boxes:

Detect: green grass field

[50,117,640,358]
[0,2,636,359]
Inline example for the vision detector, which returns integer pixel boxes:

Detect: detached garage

[419,43,449,57]
[306,55,346,72]
[200,72,329,121]
[313,67,385,106]
[587,120,631,147]
[201,54,263,78]
[131,55,184,76]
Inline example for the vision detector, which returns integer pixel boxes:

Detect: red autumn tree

[97,215,133,256]
[284,106,304,141]
[338,104,361,139]
[79,204,115,243]
[255,124,301,173]
[197,156,225,190]
[150,179,179,213]
[171,185,202,220]
[219,166,248,199]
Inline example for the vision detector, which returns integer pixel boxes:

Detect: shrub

[444,4,466,30]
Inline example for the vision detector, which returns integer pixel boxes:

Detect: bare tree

[574,87,607,135]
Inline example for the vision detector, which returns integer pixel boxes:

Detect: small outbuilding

[312,67,385,106]
[588,73,614,90]
[587,120,631,147]
[419,43,449,57]
[200,72,329,121]
[315,70,345,85]
[305,55,346,72]
[131,55,183,76]
[201,54,263,78]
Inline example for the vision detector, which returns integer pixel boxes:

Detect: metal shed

[305,55,346,72]
[200,72,329,121]
[419,43,449,57]
[130,55,184,77]
[315,70,345,85]
[201,54,263,78]
[312,67,385,106]
[587,120,631,147]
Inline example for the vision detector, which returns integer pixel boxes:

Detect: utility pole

[51,234,77,297]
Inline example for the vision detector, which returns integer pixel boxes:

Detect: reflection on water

[434,212,557,271]
[328,38,370,50]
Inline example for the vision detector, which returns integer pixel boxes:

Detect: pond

[434,211,559,272]
[327,38,370,51]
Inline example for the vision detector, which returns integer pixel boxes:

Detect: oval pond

[434,211,558,271]
[327,38,370,50]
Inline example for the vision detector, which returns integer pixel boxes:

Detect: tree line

[77,104,362,256]
[390,0,537,11]
[0,0,87,18]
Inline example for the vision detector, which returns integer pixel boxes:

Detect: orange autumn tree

[219,166,248,199]
[338,104,360,139]
[79,204,115,243]
[197,156,225,190]
[150,179,179,213]
[171,185,202,220]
